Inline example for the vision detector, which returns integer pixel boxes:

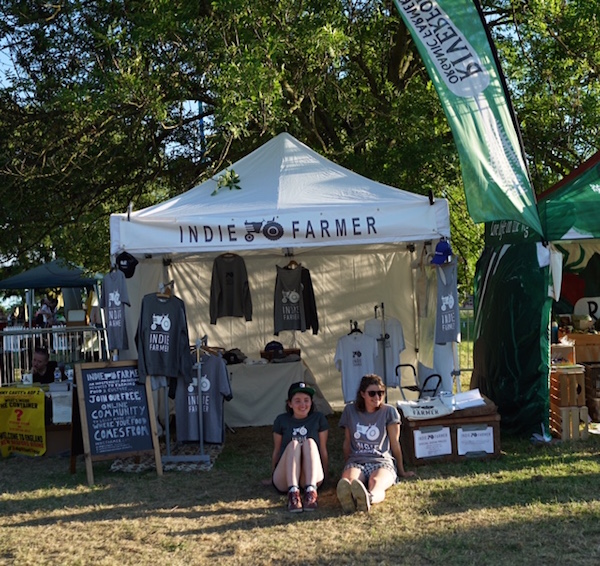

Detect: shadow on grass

[2,413,600,565]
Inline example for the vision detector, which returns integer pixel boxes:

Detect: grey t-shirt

[175,354,232,444]
[272,411,329,460]
[100,270,130,351]
[136,293,192,382]
[339,402,400,466]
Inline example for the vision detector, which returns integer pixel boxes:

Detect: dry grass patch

[2,413,600,565]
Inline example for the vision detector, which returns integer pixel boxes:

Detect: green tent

[473,151,600,436]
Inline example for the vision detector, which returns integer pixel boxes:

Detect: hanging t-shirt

[175,354,232,444]
[364,317,405,388]
[136,293,192,383]
[274,265,306,334]
[334,333,378,403]
[435,261,460,344]
[209,254,252,324]
[100,269,130,351]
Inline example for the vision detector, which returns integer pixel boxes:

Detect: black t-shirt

[34,360,58,384]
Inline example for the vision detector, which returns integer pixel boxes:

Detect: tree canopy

[0,0,598,299]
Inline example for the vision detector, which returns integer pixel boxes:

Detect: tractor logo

[440,294,455,311]
[282,290,300,304]
[151,314,171,331]
[244,218,284,242]
[108,291,122,307]
[354,423,380,440]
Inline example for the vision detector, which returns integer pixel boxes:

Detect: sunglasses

[367,390,385,398]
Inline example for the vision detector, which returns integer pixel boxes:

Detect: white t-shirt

[334,333,378,403]
[364,317,405,388]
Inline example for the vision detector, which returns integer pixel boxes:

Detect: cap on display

[431,238,452,265]
[115,251,139,278]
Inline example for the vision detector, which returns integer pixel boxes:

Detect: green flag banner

[393,0,543,235]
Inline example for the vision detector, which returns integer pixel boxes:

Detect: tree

[0,0,597,299]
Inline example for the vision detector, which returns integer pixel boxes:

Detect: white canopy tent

[110,133,453,410]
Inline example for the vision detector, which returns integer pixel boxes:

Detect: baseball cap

[116,251,139,278]
[287,381,315,399]
[431,238,452,265]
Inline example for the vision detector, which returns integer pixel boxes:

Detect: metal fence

[1,325,109,386]
[457,307,474,389]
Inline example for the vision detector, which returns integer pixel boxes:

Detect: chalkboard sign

[75,361,162,485]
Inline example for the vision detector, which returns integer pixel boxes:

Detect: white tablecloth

[224,360,332,427]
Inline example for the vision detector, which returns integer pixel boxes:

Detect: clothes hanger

[348,320,362,334]
[286,259,300,269]
[157,280,174,298]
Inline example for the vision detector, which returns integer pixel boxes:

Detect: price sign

[457,425,494,455]
[413,426,452,459]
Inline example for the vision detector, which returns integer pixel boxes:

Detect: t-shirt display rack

[373,303,391,401]
[161,337,211,464]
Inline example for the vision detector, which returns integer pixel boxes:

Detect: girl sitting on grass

[337,374,415,513]
[271,381,329,512]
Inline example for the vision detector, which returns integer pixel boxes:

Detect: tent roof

[538,150,600,241]
[110,133,450,256]
[0,259,98,290]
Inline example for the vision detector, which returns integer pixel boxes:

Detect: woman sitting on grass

[271,381,329,513]
[337,374,415,513]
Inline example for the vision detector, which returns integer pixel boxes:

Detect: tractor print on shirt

[108,290,122,307]
[354,423,381,441]
[151,313,171,331]
[440,293,455,311]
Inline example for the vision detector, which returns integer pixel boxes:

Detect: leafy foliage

[0,0,597,298]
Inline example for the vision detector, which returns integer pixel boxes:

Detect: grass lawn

[2,413,600,566]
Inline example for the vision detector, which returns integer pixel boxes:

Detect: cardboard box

[66,309,87,327]
[45,424,71,456]
[551,344,576,366]
[549,366,585,407]
[399,397,501,466]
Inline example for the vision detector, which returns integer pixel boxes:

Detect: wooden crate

[564,334,600,363]
[582,362,600,398]
[399,397,501,466]
[586,397,600,422]
[549,404,589,440]
[549,366,585,407]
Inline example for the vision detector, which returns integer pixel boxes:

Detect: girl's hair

[285,392,315,416]
[354,374,385,412]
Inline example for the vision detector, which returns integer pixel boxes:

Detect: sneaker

[287,489,303,513]
[303,489,318,511]
[351,479,371,513]
[336,478,356,513]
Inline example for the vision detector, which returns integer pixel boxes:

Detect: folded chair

[395,363,442,401]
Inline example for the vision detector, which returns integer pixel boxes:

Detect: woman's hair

[285,392,315,416]
[354,374,385,412]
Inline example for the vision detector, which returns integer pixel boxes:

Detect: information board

[75,361,162,485]
[457,425,494,456]
[413,426,452,459]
